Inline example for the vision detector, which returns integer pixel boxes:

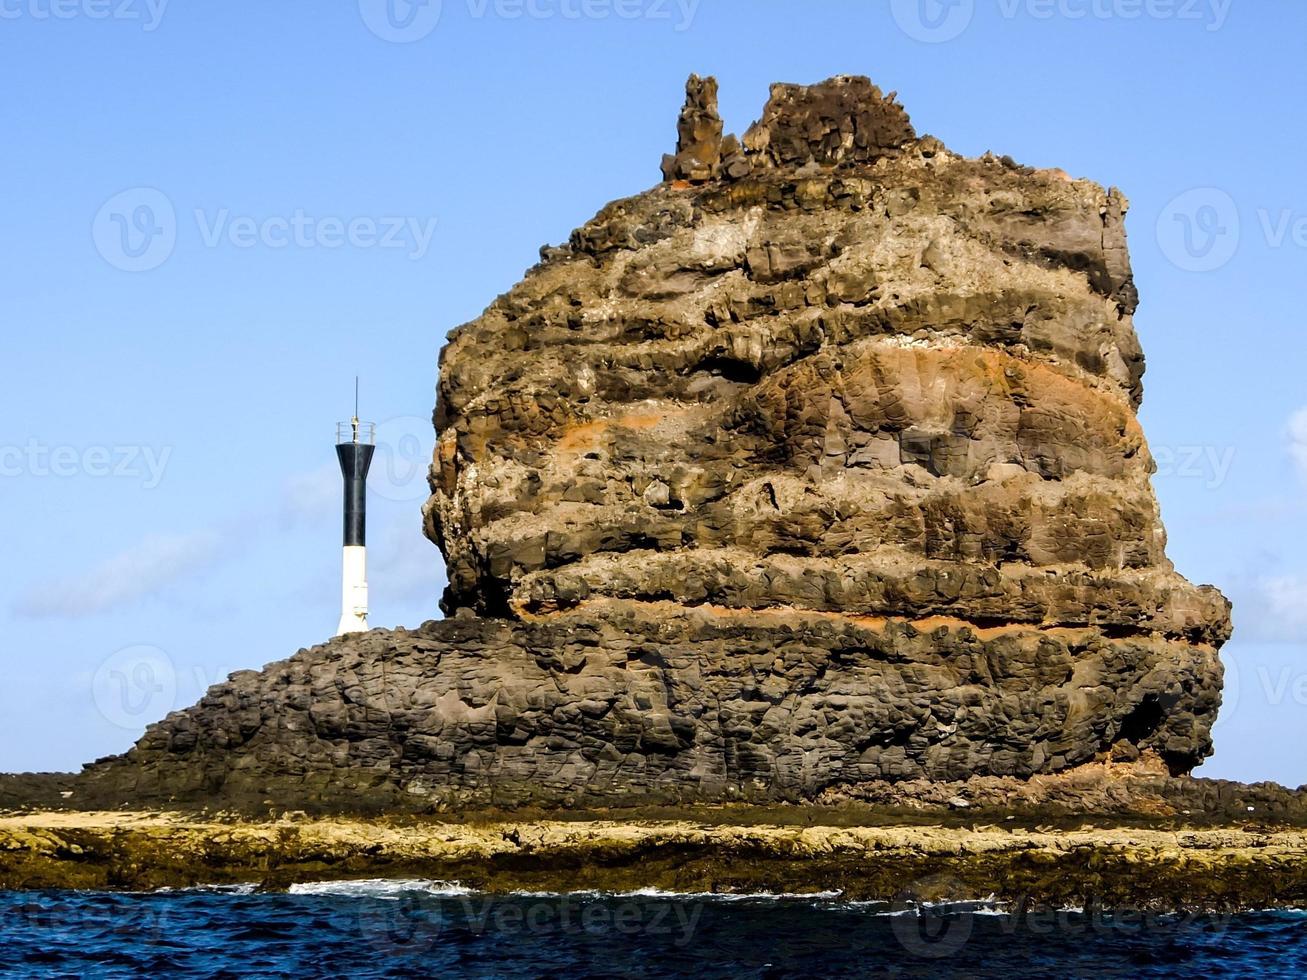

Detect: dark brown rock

[75,604,1223,810]
[660,73,724,183]
[742,76,915,170]
[74,75,1233,813]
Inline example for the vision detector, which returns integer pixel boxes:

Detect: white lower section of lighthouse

[336,545,370,636]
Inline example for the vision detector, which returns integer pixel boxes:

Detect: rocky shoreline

[0,808,1304,912]
[3,761,1305,909]
[2,75,1285,916]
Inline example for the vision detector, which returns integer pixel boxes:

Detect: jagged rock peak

[662,74,917,184]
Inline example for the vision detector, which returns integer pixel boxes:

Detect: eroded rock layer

[81,75,1230,810]
[81,605,1222,810]
[429,77,1158,622]
[421,74,1228,773]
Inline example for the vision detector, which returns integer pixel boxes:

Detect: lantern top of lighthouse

[337,419,375,446]
[337,377,375,446]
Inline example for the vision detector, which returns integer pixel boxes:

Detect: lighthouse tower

[336,387,375,637]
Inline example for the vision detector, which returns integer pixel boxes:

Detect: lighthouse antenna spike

[351,376,360,444]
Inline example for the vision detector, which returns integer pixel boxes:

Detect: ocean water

[0,882,1304,978]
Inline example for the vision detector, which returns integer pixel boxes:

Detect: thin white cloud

[279,462,339,528]
[14,531,225,619]
[11,462,441,623]
[370,522,444,604]
[1287,407,1307,483]
[1260,574,1307,637]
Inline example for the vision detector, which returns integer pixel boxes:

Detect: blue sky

[1,0,1304,786]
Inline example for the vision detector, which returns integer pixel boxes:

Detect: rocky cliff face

[80,76,1231,811]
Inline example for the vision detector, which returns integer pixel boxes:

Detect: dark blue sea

[1,881,1304,978]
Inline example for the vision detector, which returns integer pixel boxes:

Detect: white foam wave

[842,897,1008,916]
[143,883,260,896]
[134,884,1306,919]
[287,879,473,899]
[182,883,260,896]
[507,887,846,902]
[614,887,845,902]
[509,889,604,899]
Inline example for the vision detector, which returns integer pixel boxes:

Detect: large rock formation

[79,75,1231,811]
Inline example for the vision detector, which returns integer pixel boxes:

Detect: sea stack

[80,75,1233,811]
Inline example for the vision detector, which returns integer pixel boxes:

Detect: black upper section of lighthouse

[337,440,375,547]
